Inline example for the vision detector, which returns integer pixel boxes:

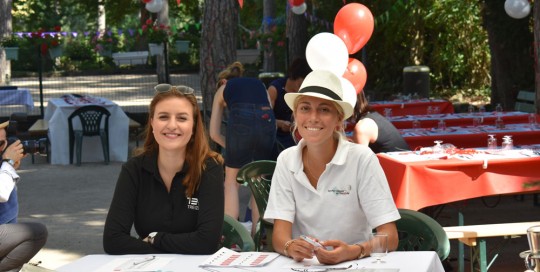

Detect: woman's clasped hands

[288,236,365,265]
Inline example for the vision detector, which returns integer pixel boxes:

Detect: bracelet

[283,239,296,257]
[354,243,366,259]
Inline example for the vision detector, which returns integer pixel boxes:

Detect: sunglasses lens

[178,86,194,95]
[154,84,172,93]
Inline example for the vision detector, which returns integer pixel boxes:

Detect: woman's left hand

[313,240,357,265]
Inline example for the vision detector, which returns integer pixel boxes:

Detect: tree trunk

[482,0,534,110]
[200,0,238,130]
[534,0,540,112]
[0,0,13,84]
[98,0,106,33]
[262,0,276,72]
[286,6,308,68]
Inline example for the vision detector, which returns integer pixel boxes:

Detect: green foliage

[0,36,20,47]
[64,39,94,61]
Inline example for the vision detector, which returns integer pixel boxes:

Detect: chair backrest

[221,215,256,252]
[514,90,536,113]
[68,105,111,136]
[396,209,450,261]
[236,160,276,218]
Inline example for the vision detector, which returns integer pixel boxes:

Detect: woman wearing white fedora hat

[264,70,400,264]
[0,121,48,271]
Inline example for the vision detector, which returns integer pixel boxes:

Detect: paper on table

[199,247,280,267]
[348,269,400,272]
[283,256,358,270]
[93,256,173,272]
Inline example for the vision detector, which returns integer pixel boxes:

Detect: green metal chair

[236,160,276,252]
[68,105,110,166]
[221,215,256,252]
[396,208,451,261]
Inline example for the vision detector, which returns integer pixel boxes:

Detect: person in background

[209,62,276,235]
[267,58,312,149]
[103,85,224,254]
[264,70,400,264]
[352,91,410,153]
[0,121,48,271]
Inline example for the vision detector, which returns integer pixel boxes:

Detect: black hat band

[299,86,342,101]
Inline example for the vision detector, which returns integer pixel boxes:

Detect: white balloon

[146,0,164,13]
[305,33,349,77]
[340,77,357,109]
[504,0,530,19]
[291,3,307,15]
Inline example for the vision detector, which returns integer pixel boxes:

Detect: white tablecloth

[0,88,34,111]
[44,97,128,165]
[57,251,444,272]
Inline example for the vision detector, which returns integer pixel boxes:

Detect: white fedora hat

[0,121,8,129]
[284,70,354,119]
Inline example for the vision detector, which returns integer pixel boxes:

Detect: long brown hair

[216,61,244,89]
[135,86,223,197]
[354,91,374,123]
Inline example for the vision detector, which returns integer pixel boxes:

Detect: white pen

[133,255,155,266]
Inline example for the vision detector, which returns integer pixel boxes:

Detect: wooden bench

[514,90,536,113]
[444,221,540,272]
[129,118,142,147]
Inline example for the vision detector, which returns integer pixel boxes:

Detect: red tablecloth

[390,111,537,129]
[377,151,540,211]
[370,99,454,116]
[401,123,540,150]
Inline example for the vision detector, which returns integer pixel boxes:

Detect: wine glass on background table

[370,233,388,263]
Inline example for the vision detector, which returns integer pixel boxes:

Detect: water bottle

[487,135,497,150]
[501,135,513,150]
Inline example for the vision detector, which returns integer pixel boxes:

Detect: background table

[401,123,540,150]
[389,111,537,129]
[370,99,454,116]
[56,251,444,272]
[0,88,34,111]
[45,97,128,165]
[377,149,540,211]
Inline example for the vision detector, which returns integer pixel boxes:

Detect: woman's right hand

[287,237,320,262]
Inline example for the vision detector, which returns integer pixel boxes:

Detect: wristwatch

[147,232,157,245]
[2,159,14,167]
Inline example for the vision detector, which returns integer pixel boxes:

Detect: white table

[44,97,128,165]
[57,251,444,272]
[0,88,34,111]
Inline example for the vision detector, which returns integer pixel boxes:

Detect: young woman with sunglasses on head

[0,121,48,271]
[103,85,224,254]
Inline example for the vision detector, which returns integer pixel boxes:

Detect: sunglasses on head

[154,84,194,95]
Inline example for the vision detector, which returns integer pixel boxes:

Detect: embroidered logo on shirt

[187,197,199,210]
[327,185,352,196]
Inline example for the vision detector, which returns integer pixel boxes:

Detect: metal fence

[1,71,202,120]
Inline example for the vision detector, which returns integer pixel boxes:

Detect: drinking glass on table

[529,113,538,128]
[487,134,497,150]
[370,233,388,263]
[427,106,433,115]
[502,135,513,150]
[495,103,503,115]
[412,119,421,130]
[495,116,505,129]
[437,119,446,131]
[384,108,392,118]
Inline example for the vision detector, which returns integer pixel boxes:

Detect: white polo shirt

[264,137,400,244]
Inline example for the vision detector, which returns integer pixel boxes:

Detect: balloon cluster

[289,0,307,15]
[143,0,164,13]
[305,3,373,108]
[504,0,530,19]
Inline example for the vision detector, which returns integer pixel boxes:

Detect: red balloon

[342,58,367,94]
[334,3,374,54]
[288,0,304,6]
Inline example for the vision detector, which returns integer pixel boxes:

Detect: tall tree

[200,0,238,128]
[286,6,308,68]
[483,0,534,110]
[0,0,13,84]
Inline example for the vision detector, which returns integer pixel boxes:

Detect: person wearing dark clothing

[352,92,410,153]
[103,85,224,255]
[268,58,312,149]
[210,62,276,236]
[0,121,48,272]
